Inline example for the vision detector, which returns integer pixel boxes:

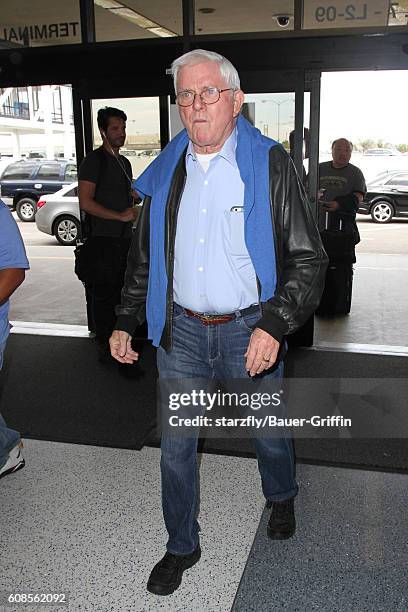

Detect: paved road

[356,215,408,255]
[9,213,87,326]
[8,213,408,347]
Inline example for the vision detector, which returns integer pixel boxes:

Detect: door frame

[73,67,322,346]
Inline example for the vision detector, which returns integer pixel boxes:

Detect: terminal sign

[2,22,80,45]
[303,0,390,29]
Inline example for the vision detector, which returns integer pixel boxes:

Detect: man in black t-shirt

[318,138,366,245]
[316,138,366,315]
[78,106,139,363]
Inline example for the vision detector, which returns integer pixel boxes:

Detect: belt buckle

[201,314,215,325]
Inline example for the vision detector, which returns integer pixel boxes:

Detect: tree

[358,139,376,151]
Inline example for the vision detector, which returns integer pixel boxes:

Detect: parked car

[0,159,77,221]
[363,148,400,156]
[359,171,408,223]
[35,183,81,245]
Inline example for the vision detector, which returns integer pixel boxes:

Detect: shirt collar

[186,127,238,168]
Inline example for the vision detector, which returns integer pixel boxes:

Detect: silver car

[35,182,81,245]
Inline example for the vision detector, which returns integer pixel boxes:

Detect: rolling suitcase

[316,262,353,315]
[316,213,354,316]
[319,214,356,264]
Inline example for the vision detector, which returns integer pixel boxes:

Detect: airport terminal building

[1,2,408,610]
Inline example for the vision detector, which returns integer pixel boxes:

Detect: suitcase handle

[325,211,342,231]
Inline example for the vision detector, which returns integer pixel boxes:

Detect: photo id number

[3,592,68,605]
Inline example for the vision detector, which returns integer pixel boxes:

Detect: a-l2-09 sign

[303,0,390,29]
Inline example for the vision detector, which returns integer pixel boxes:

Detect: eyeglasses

[176,87,233,107]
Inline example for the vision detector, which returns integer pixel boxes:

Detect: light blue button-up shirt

[173,128,259,314]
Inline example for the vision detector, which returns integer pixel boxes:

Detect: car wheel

[54,216,80,246]
[370,200,394,223]
[16,198,37,222]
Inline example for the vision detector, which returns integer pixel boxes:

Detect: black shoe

[267,497,296,540]
[147,545,201,596]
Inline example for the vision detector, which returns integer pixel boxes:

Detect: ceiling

[0,0,406,47]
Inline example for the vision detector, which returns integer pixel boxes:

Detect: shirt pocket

[227,207,246,256]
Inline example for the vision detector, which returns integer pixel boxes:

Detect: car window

[385,175,408,186]
[65,164,78,181]
[36,163,61,180]
[64,187,78,197]
[366,149,390,155]
[368,171,392,186]
[1,163,36,180]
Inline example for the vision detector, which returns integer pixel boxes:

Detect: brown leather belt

[184,309,234,325]
[183,304,260,325]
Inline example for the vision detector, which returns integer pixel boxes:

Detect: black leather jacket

[115,145,328,351]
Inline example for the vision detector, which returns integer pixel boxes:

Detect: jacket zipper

[167,174,186,349]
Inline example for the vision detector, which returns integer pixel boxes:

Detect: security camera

[273,14,292,28]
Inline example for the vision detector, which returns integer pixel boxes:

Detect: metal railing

[0,102,30,119]
[52,111,63,123]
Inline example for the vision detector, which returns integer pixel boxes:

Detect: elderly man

[110,49,327,595]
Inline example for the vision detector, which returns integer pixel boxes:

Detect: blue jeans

[0,339,20,469]
[157,304,298,555]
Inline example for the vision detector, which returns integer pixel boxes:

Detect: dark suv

[0,159,77,221]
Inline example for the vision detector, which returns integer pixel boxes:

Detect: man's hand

[109,330,139,364]
[119,207,139,223]
[321,200,339,212]
[131,188,141,204]
[245,328,280,377]
[79,181,139,223]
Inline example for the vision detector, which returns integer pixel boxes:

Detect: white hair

[169,49,241,93]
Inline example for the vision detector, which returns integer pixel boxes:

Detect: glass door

[90,96,161,177]
[240,71,321,346]
[170,69,320,346]
[75,70,321,346]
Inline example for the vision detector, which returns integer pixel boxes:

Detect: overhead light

[94,0,124,9]
[99,3,177,37]
[147,27,175,38]
[110,8,157,28]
